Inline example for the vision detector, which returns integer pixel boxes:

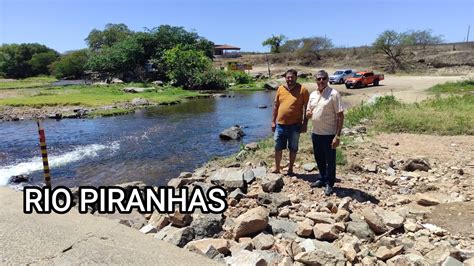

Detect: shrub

[163,45,211,89]
[231,71,252,84]
[194,69,228,90]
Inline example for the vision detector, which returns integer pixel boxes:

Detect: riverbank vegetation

[345,81,473,135]
[0,85,200,107]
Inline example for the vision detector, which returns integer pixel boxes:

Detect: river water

[0,91,275,187]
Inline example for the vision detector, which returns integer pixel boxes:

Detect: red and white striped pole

[37,120,52,187]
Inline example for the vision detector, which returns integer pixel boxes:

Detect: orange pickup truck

[345,71,384,89]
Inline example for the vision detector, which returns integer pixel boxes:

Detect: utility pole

[265,53,271,77]
[467,25,470,43]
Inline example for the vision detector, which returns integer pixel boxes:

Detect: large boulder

[219,125,245,140]
[233,206,270,238]
[263,80,280,90]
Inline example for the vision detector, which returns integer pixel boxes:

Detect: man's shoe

[324,185,334,196]
[287,171,297,177]
[310,179,325,188]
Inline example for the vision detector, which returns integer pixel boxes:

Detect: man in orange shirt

[271,69,309,175]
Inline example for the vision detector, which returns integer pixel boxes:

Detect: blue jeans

[274,124,301,152]
[311,134,336,186]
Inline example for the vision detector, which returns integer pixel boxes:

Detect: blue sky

[1,0,473,53]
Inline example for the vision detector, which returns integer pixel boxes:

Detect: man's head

[284,69,298,88]
[315,70,329,91]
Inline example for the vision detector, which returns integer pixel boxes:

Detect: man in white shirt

[306,70,344,196]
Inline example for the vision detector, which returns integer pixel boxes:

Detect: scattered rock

[375,245,404,261]
[268,217,297,236]
[361,208,389,234]
[306,211,335,224]
[264,80,280,90]
[168,211,193,227]
[234,206,270,239]
[111,78,124,84]
[303,163,317,172]
[384,176,398,186]
[365,164,378,173]
[139,224,157,234]
[245,142,259,151]
[131,97,150,106]
[403,158,431,172]
[260,173,284,193]
[251,233,275,250]
[226,250,267,265]
[296,219,314,237]
[8,175,29,184]
[346,221,374,240]
[294,240,345,265]
[148,211,170,230]
[185,238,233,255]
[416,193,441,206]
[124,87,148,93]
[190,213,223,239]
[387,254,432,266]
[313,223,339,242]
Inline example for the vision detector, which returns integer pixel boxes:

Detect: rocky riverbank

[85,126,474,265]
[0,94,231,122]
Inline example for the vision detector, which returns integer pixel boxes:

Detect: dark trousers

[311,133,336,186]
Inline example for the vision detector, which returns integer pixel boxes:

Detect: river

[0,91,275,187]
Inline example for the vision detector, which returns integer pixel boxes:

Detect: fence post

[37,120,52,187]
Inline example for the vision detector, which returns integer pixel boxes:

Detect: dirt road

[251,65,471,107]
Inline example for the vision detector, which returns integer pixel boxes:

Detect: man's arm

[331,112,344,149]
[301,102,308,133]
[300,88,310,133]
[272,100,279,132]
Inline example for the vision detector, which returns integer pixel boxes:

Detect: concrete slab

[0,187,220,264]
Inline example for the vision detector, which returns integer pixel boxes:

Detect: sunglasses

[316,77,328,81]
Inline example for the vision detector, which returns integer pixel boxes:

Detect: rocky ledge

[101,129,474,265]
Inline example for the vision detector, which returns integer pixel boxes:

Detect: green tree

[0,43,59,78]
[373,30,414,73]
[262,34,287,53]
[86,37,145,76]
[28,51,59,76]
[163,45,211,89]
[144,25,214,79]
[50,49,89,79]
[85,23,133,51]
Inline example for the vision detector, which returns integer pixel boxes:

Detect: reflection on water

[0,91,276,187]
